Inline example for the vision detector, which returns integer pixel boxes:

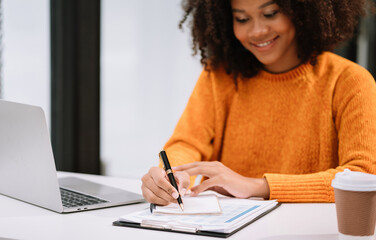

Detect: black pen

[159,149,184,211]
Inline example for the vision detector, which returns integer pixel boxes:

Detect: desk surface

[0,172,341,240]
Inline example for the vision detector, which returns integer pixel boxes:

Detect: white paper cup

[332,169,376,240]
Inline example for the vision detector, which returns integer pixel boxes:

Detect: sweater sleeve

[162,69,216,185]
[264,66,376,202]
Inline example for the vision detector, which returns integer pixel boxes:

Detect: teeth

[255,40,273,47]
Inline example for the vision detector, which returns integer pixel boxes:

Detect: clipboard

[113,201,281,238]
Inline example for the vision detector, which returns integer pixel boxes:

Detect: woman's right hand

[141,166,190,205]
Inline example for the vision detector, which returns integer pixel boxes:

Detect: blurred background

[0,0,374,180]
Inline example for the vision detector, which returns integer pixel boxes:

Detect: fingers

[141,183,170,205]
[141,162,226,204]
[174,161,223,177]
[174,171,190,196]
[190,177,220,196]
[150,167,180,199]
[173,162,198,171]
[141,167,180,205]
[141,174,174,205]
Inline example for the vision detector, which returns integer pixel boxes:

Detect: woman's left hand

[173,161,270,199]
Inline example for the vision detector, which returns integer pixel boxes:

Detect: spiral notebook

[151,194,222,215]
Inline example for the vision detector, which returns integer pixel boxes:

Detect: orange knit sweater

[164,52,376,202]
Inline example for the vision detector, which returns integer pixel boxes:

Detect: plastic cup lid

[331,169,376,191]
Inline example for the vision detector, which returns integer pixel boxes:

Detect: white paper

[152,194,221,215]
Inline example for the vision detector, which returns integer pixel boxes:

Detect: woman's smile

[251,36,279,51]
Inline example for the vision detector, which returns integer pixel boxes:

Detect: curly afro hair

[179,0,372,79]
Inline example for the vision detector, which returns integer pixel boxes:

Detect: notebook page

[153,194,221,215]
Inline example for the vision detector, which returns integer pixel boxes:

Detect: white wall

[2,0,50,124]
[101,1,202,179]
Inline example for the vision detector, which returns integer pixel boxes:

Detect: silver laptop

[0,100,145,213]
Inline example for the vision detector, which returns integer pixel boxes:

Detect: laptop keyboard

[60,187,109,208]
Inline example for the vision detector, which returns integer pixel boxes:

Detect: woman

[141,0,376,205]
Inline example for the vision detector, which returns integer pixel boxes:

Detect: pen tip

[180,203,184,211]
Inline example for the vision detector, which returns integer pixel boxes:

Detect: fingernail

[172,192,178,199]
[186,189,191,195]
[172,167,177,170]
[180,188,186,196]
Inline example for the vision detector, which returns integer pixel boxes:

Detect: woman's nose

[249,20,269,39]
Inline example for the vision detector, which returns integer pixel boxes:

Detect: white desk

[0,172,340,240]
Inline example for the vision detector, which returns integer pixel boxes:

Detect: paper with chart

[118,197,278,233]
[152,194,221,215]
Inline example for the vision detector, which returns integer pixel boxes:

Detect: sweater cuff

[264,173,335,203]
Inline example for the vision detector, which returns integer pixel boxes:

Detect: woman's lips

[252,36,279,50]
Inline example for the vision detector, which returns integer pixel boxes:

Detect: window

[101,0,201,178]
[2,0,50,126]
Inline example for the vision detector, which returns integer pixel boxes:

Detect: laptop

[0,100,145,213]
